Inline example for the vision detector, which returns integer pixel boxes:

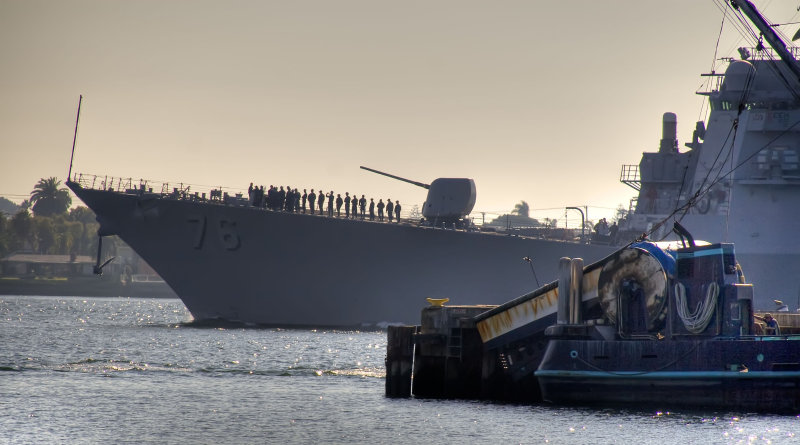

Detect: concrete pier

[384,303,495,399]
[412,303,494,399]
[385,255,605,402]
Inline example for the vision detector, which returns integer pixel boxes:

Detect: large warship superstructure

[618,1,800,309]
[67,172,615,327]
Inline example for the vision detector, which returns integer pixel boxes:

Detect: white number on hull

[187,215,206,249]
[217,219,241,250]
[187,215,240,250]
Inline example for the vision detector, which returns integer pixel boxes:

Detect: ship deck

[68,173,597,244]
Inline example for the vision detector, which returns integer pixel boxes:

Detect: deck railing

[70,173,592,240]
[70,172,245,205]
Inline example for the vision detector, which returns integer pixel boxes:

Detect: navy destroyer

[617,0,800,310]
[66,171,615,327]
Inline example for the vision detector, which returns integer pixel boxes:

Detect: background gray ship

[617,0,800,311]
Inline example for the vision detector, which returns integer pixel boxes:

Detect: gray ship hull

[69,183,616,327]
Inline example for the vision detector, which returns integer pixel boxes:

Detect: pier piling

[385,325,417,398]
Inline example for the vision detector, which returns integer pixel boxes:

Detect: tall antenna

[67,95,82,183]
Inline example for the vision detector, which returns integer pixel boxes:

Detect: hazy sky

[1,0,796,224]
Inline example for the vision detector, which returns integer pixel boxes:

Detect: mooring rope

[675,282,719,334]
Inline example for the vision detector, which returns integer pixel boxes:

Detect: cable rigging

[632,0,800,245]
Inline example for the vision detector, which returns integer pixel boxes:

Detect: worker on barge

[754,313,781,335]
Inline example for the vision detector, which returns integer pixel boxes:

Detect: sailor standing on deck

[386,199,394,222]
[318,189,325,214]
[268,186,276,210]
[344,193,351,218]
[327,191,334,217]
[394,201,401,222]
[286,187,294,212]
[308,189,316,215]
[351,194,358,218]
[377,199,385,221]
[369,198,375,221]
[302,189,307,213]
[359,195,366,219]
[609,222,619,244]
[594,218,609,236]
[336,194,343,217]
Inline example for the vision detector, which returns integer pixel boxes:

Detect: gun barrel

[360,166,430,189]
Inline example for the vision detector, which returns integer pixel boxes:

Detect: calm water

[1,296,799,444]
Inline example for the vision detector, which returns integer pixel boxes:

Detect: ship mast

[730,0,800,83]
[67,95,82,183]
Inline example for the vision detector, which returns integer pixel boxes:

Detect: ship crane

[731,0,800,83]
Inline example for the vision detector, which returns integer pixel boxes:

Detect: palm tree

[30,177,72,217]
[512,200,530,218]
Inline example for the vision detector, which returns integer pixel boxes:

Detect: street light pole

[566,207,586,243]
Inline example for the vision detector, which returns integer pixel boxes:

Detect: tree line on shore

[0,177,116,259]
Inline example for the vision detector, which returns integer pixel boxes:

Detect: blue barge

[387,231,800,413]
[534,241,800,413]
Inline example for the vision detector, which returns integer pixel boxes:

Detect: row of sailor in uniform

[248,183,402,221]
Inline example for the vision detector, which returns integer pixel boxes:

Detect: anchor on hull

[93,234,115,276]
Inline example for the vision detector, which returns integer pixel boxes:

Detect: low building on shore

[0,253,95,277]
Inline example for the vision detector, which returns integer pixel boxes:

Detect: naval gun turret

[360,166,476,227]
